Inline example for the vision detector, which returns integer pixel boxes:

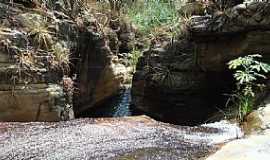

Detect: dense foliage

[124,0,178,33]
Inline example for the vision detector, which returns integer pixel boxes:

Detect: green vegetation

[28,23,53,50]
[125,0,178,34]
[51,43,71,72]
[130,49,142,73]
[227,54,270,121]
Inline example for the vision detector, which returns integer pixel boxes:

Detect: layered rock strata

[0,0,133,121]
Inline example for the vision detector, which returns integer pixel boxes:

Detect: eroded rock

[0,1,133,121]
[0,116,242,160]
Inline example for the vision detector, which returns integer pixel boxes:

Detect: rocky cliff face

[191,2,270,70]
[132,1,270,125]
[73,17,134,114]
[0,1,133,121]
[71,9,135,115]
[0,2,73,121]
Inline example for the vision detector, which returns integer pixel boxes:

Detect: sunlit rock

[0,116,242,160]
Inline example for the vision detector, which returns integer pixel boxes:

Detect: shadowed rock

[131,2,270,125]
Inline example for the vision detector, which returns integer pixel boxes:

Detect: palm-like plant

[228,54,270,121]
[28,23,53,50]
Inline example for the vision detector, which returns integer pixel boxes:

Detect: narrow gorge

[0,0,270,159]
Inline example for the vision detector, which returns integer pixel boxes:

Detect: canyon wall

[132,2,270,125]
[0,1,133,121]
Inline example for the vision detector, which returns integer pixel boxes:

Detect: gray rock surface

[0,116,242,160]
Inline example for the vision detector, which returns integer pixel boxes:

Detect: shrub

[227,54,270,121]
[130,48,142,73]
[51,43,71,72]
[125,0,178,34]
[28,24,53,50]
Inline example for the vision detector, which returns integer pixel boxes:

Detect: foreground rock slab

[207,94,270,160]
[206,130,270,160]
[0,116,241,160]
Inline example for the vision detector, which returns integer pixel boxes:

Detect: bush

[227,54,270,121]
[130,49,142,73]
[125,0,178,33]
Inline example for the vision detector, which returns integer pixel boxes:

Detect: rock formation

[191,1,270,70]
[206,94,270,160]
[0,0,133,121]
[0,2,74,121]
[0,115,242,160]
[131,1,270,125]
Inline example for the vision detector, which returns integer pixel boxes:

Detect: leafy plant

[227,54,270,121]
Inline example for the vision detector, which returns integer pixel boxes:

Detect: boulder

[206,131,270,160]
[0,84,72,122]
[244,94,270,134]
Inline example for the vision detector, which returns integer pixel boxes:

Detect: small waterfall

[110,89,132,117]
[80,88,132,118]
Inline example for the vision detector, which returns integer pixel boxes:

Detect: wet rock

[0,116,242,160]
